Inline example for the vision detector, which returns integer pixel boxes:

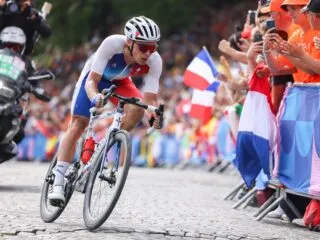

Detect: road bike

[39,84,164,230]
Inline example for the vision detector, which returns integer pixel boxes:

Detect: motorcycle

[0,48,53,163]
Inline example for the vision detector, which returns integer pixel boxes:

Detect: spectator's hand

[0,0,6,7]
[256,64,270,78]
[263,31,283,53]
[247,42,263,62]
[219,56,233,81]
[280,42,305,58]
[314,36,320,50]
[218,40,232,54]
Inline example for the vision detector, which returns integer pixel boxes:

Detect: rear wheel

[83,130,131,230]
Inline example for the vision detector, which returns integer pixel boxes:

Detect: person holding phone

[260,0,301,113]
[277,0,320,79]
[288,0,320,74]
[262,0,320,107]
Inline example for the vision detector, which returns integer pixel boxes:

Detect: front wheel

[83,130,131,230]
[40,155,78,223]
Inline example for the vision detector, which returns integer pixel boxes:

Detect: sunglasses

[136,42,158,53]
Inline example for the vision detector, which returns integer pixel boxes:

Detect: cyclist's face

[132,41,158,64]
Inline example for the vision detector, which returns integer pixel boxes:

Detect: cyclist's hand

[153,114,164,129]
[91,93,104,108]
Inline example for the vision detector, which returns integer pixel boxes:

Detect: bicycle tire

[39,155,77,223]
[83,130,131,230]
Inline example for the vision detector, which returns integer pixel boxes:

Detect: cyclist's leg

[49,74,91,202]
[110,78,144,131]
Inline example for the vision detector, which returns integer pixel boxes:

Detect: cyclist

[48,16,164,205]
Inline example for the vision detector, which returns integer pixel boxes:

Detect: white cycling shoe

[48,185,65,206]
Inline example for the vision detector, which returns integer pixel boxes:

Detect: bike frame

[98,100,125,175]
[77,87,163,182]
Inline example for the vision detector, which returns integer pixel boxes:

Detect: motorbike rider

[0,26,26,162]
[0,26,53,163]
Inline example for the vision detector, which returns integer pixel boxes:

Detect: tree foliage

[35,0,253,49]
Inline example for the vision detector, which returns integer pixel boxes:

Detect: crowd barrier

[17,116,236,167]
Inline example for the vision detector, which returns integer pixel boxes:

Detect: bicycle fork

[98,104,124,186]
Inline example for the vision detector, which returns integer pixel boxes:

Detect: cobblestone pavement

[0,161,319,240]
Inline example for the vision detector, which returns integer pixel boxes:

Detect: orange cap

[281,0,310,11]
[261,0,286,13]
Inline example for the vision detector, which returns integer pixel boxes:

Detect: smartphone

[260,0,269,5]
[253,32,263,43]
[248,10,256,25]
[266,19,276,33]
[277,30,288,40]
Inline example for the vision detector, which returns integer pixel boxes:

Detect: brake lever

[148,104,165,128]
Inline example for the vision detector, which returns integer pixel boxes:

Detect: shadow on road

[0,184,41,193]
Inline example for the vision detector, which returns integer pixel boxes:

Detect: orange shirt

[287,23,300,37]
[276,24,300,77]
[288,28,320,83]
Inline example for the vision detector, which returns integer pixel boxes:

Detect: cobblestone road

[0,161,319,240]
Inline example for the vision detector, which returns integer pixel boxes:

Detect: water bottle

[81,136,96,164]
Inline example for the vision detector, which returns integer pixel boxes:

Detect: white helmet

[124,16,160,42]
[0,26,26,54]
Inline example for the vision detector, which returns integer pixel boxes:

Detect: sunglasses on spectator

[136,42,158,53]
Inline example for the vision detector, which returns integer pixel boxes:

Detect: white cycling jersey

[79,34,162,94]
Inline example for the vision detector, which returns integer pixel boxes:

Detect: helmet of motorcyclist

[0,26,26,55]
[124,16,161,42]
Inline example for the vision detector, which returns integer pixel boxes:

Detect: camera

[6,0,20,15]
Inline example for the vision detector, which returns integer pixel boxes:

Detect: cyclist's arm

[141,53,162,122]
[142,52,162,99]
[85,71,102,100]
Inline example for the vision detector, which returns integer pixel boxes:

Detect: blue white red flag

[183,47,220,91]
[189,89,215,124]
[233,65,277,187]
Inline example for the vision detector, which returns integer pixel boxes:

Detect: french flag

[233,64,277,187]
[189,89,215,124]
[183,47,220,91]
